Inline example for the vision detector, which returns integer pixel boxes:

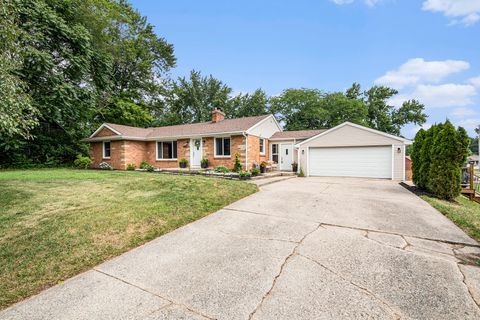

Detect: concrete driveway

[2,177,480,319]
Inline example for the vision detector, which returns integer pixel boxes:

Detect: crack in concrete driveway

[1,177,480,319]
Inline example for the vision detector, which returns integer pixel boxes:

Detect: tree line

[1,0,428,167]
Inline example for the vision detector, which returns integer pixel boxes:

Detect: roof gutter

[82,130,246,143]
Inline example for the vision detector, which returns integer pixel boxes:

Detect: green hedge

[411,120,469,200]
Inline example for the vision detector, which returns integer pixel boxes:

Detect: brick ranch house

[83,108,411,180]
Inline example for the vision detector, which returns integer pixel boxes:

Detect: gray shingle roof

[90,114,272,140]
[269,129,327,140]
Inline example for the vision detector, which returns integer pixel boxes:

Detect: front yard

[422,195,480,242]
[0,169,257,309]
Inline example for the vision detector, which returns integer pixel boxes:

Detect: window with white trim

[259,138,265,155]
[271,144,278,163]
[103,141,111,159]
[215,137,231,157]
[157,141,177,160]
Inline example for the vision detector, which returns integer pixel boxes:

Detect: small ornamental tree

[232,153,242,172]
[428,121,460,199]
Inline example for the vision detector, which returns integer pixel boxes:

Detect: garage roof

[270,129,327,140]
[295,122,411,146]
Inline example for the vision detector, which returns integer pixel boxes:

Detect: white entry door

[190,138,202,168]
[280,144,293,171]
[308,146,392,178]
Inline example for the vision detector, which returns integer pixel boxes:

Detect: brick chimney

[211,108,225,123]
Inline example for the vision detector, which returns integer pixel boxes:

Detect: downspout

[293,138,297,173]
[243,132,248,170]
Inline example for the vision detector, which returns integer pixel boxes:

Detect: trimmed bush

[411,120,470,200]
[238,170,252,180]
[73,155,92,169]
[251,167,260,176]
[214,166,229,173]
[139,161,150,169]
[298,167,305,177]
[126,164,136,171]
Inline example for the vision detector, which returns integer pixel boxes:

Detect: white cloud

[330,0,354,4]
[412,84,476,108]
[364,0,381,7]
[451,107,478,118]
[388,84,477,108]
[469,76,480,87]
[422,0,480,26]
[457,118,480,132]
[375,58,470,89]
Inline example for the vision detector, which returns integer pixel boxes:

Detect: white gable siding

[393,144,405,180]
[247,116,282,138]
[300,124,403,147]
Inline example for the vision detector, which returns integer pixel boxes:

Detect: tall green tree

[269,89,325,130]
[469,137,478,155]
[428,121,469,199]
[160,70,233,125]
[364,86,427,136]
[227,89,269,119]
[0,0,175,166]
[269,84,426,135]
[0,0,38,140]
[411,129,425,188]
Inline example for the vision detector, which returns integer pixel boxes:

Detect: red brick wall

[89,135,266,170]
[202,135,247,169]
[405,157,412,181]
[124,141,147,168]
[145,139,190,169]
[90,141,125,169]
[247,135,269,169]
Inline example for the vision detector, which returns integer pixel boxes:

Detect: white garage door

[309,146,392,179]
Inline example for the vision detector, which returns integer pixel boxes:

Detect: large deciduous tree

[270,83,426,136]
[0,0,176,166]
[227,89,269,119]
[0,0,38,140]
[159,70,232,125]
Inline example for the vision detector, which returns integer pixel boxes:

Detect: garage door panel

[309,146,391,179]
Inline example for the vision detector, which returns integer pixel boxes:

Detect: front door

[280,144,293,171]
[190,138,202,168]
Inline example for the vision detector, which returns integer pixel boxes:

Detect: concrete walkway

[2,177,480,319]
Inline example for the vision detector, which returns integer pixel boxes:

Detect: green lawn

[421,195,480,242]
[0,169,257,309]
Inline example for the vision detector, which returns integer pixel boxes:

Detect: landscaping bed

[0,169,257,309]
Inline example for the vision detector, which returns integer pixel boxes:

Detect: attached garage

[297,122,411,180]
[308,146,392,179]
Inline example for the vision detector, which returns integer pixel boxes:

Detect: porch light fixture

[397,147,401,153]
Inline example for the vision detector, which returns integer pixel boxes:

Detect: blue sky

[130,0,480,138]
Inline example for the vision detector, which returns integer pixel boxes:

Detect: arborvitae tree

[417,126,434,190]
[457,127,471,165]
[411,129,425,187]
[428,121,461,199]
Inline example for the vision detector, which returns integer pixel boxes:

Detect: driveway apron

[1,177,480,320]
